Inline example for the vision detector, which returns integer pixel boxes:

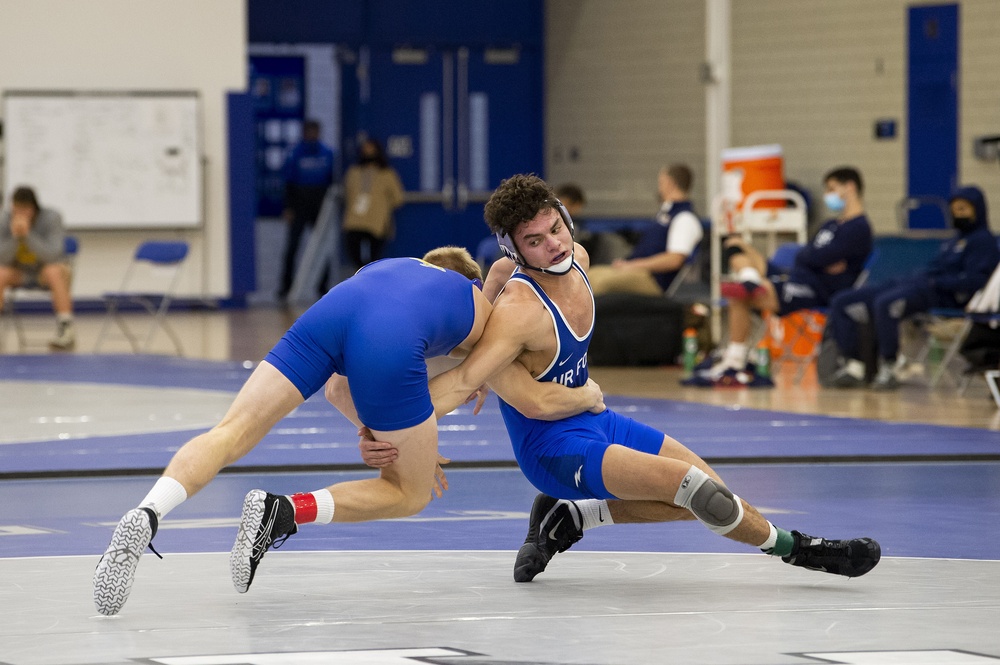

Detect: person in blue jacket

[828,185,1000,390]
[704,167,873,385]
[278,119,336,300]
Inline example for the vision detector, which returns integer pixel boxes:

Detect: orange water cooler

[720,144,786,211]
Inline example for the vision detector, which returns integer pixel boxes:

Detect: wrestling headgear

[495,199,576,275]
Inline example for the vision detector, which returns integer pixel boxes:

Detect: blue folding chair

[94,240,189,355]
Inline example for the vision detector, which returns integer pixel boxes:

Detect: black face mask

[952,216,976,232]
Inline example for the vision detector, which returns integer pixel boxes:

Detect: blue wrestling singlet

[498,263,665,500]
[265,257,478,431]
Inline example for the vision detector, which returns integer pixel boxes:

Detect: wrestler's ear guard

[494,199,575,267]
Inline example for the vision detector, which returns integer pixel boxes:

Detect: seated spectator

[702,167,873,385]
[555,183,586,221]
[587,164,703,296]
[0,186,75,349]
[827,185,1000,390]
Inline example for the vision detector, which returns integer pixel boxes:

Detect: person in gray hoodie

[828,185,1000,389]
[0,186,75,349]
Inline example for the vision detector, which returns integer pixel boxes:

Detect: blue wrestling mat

[2,354,998,478]
[3,355,999,564]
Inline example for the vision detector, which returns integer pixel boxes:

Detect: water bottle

[756,340,771,378]
[682,328,699,377]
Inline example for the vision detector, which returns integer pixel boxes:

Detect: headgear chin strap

[495,199,576,275]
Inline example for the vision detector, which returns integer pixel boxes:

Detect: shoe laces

[801,537,850,561]
[140,507,164,559]
[270,524,298,550]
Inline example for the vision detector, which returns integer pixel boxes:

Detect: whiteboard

[3,92,202,229]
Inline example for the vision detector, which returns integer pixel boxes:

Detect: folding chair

[93,240,189,355]
[915,309,970,389]
[987,369,1000,409]
[914,237,1000,389]
[0,235,79,351]
[664,242,701,299]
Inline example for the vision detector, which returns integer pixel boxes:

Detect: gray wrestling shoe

[230,490,298,593]
[513,493,584,583]
[93,507,162,615]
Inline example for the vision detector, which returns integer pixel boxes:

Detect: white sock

[758,522,778,552]
[737,267,762,284]
[312,489,335,524]
[139,476,188,519]
[57,313,73,323]
[573,499,613,531]
[723,342,748,368]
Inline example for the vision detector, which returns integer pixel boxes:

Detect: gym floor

[1,308,998,665]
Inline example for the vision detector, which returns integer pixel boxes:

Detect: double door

[347,44,543,256]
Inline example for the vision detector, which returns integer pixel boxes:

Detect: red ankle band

[290,492,317,524]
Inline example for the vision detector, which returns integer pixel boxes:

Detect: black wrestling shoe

[93,507,163,615]
[513,493,584,583]
[782,530,881,578]
[230,490,298,593]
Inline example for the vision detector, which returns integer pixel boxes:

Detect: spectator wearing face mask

[827,185,1000,390]
[341,137,404,269]
[698,167,873,386]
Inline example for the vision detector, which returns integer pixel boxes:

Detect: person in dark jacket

[828,185,1000,390]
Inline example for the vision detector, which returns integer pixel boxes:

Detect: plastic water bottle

[682,328,699,377]
[756,340,771,378]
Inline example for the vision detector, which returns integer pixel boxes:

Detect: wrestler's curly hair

[483,174,556,237]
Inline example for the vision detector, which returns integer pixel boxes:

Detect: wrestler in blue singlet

[265,257,478,432]
[498,263,665,500]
